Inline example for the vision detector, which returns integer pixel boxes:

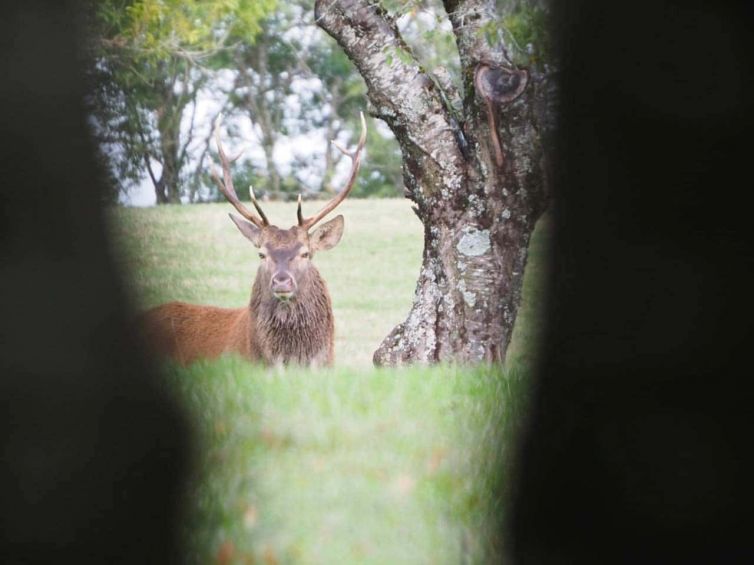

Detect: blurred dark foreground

[1,3,191,563]
[509,1,754,563]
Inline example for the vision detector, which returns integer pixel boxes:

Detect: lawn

[108,198,550,564]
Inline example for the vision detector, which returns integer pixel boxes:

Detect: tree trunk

[237,43,283,196]
[320,80,344,194]
[259,124,281,195]
[315,0,553,365]
[320,115,338,194]
[157,110,182,204]
[154,178,169,204]
[152,69,191,205]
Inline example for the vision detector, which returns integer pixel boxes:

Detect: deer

[140,113,367,367]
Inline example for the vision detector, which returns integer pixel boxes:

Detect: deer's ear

[229,213,263,247]
[309,215,344,252]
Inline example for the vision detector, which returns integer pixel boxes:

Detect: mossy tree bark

[315,0,553,364]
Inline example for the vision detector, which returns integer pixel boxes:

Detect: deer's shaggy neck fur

[249,267,334,366]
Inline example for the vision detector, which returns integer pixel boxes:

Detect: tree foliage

[89,0,410,204]
[90,0,276,203]
[98,0,275,60]
[500,2,552,65]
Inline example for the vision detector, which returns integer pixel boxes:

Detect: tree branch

[191,104,230,202]
[441,0,535,181]
[137,126,161,188]
[442,0,511,70]
[315,0,465,202]
[142,152,160,188]
[178,85,201,168]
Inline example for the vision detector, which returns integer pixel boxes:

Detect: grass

[108,198,550,564]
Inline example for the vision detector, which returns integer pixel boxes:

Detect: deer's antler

[298,112,367,230]
[211,114,269,228]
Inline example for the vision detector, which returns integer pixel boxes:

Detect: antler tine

[211,114,268,227]
[297,194,304,226]
[248,185,269,226]
[299,112,367,230]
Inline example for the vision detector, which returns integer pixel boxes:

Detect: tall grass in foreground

[165,361,529,564]
[109,199,550,563]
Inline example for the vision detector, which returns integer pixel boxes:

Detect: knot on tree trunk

[474,64,529,105]
[475,64,530,168]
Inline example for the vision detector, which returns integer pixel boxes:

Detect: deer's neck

[249,270,333,364]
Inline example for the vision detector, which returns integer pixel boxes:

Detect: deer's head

[211,113,367,302]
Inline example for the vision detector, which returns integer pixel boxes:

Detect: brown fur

[141,221,343,367]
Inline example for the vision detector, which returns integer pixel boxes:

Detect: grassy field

[108,199,550,564]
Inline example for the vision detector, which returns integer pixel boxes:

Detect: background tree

[91,0,405,205]
[90,0,276,203]
[217,6,310,199]
[315,0,555,364]
[306,44,365,195]
[92,0,402,203]
[218,3,404,202]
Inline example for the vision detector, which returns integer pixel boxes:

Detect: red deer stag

[141,113,367,367]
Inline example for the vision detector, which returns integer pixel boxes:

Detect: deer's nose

[271,273,295,293]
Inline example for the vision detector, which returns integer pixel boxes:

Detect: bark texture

[315,0,553,364]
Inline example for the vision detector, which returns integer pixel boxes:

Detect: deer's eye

[258,252,266,259]
[300,252,310,259]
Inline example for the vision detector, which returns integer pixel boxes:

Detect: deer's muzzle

[271,272,296,300]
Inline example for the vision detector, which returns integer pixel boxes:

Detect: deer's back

[140,301,251,366]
